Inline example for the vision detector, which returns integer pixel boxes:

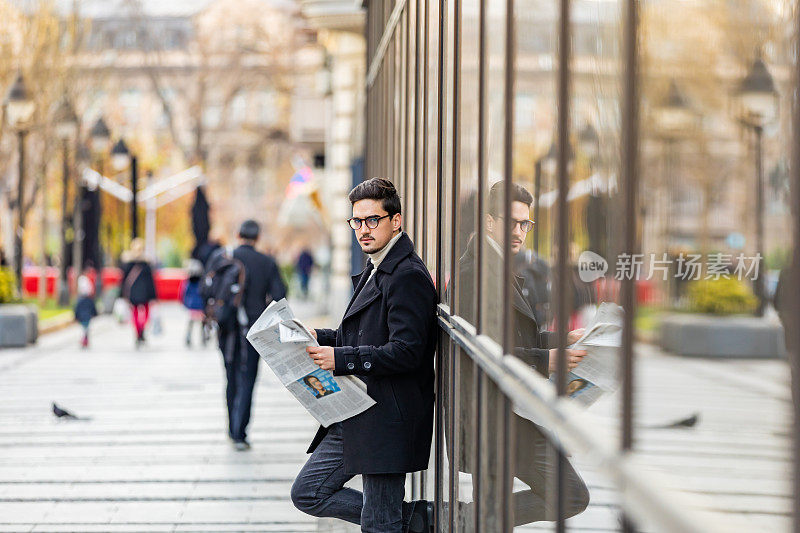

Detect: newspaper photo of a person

[567,378,589,395]
[299,369,340,399]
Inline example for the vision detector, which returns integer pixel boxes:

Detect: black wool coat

[309,233,438,475]
[121,260,157,306]
[233,244,287,326]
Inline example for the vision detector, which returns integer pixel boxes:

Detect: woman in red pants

[121,238,157,347]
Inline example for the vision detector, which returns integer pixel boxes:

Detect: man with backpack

[204,220,286,450]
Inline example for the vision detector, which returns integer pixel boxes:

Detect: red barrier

[22,266,187,301]
[154,268,187,301]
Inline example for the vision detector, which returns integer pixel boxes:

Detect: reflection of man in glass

[303,375,334,399]
[451,181,590,526]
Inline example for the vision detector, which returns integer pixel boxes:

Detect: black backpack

[200,248,246,332]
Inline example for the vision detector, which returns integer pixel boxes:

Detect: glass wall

[364,0,799,531]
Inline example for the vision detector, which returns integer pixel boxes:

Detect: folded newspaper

[246,299,376,427]
[550,302,624,406]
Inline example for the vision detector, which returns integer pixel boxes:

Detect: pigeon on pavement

[52,403,79,420]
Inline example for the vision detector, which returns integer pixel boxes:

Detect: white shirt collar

[368,231,404,273]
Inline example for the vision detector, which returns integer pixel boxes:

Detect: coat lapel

[342,263,374,319]
[482,237,538,323]
[343,273,381,321]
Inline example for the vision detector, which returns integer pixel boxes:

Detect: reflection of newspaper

[246,299,376,427]
[552,302,623,406]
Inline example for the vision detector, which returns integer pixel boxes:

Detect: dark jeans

[291,423,414,532]
[219,328,259,441]
[454,416,590,527]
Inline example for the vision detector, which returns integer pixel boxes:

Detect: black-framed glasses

[494,216,535,232]
[347,214,391,230]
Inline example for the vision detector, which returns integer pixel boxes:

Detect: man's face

[309,377,323,391]
[488,201,532,255]
[352,199,402,254]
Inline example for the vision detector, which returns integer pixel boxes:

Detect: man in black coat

[452,181,590,525]
[224,220,286,450]
[291,178,437,533]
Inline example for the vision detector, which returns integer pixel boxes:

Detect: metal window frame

[362,0,800,531]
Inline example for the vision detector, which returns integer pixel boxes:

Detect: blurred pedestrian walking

[181,259,207,347]
[217,220,286,450]
[121,238,157,347]
[73,275,97,349]
[296,248,314,299]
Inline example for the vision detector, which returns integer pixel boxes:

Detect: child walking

[74,275,97,348]
[181,259,207,347]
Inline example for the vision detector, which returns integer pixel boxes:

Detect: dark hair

[488,181,533,217]
[238,219,260,240]
[348,178,402,217]
[303,375,321,387]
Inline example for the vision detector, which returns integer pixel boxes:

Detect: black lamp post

[72,144,89,285]
[539,141,574,255]
[89,116,110,263]
[734,56,778,317]
[111,138,138,242]
[54,98,78,306]
[653,80,696,257]
[4,73,36,292]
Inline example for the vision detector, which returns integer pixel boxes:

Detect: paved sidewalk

[0,301,335,532]
[0,300,793,532]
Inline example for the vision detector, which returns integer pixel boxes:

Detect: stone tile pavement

[0,300,793,532]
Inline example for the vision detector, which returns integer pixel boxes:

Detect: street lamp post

[89,117,111,291]
[55,98,78,306]
[4,73,36,293]
[111,138,138,244]
[653,80,695,255]
[734,56,778,317]
[579,122,602,256]
[540,142,573,256]
[72,144,89,289]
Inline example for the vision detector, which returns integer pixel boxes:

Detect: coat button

[347,362,355,370]
[363,361,372,370]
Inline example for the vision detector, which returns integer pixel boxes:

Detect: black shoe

[407,500,433,533]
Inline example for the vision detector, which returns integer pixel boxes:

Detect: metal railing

[362,0,800,531]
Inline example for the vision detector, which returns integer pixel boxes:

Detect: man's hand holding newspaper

[246,299,376,427]
[549,302,624,406]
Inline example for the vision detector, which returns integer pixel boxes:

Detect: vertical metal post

[413,0,421,246]
[754,125,765,317]
[472,362,483,532]
[501,396,515,532]
[404,2,412,205]
[533,159,541,253]
[58,140,71,305]
[14,130,27,292]
[434,0,448,529]
[792,8,800,532]
[502,0,516,529]
[72,182,84,281]
[620,0,640,530]
[475,0,486,331]
[554,0,572,530]
[38,162,47,303]
[131,156,138,240]
[451,0,461,313]
[421,0,430,263]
